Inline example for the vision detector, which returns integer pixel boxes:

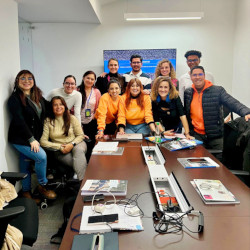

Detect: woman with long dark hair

[78,71,101,161]
[117,78,156,135]
[95,79,121,138]
[40,96,87,180]
[8,70,56,201]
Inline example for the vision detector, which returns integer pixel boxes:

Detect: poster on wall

[103,49,176,80]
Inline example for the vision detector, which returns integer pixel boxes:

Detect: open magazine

[162,139,203,151]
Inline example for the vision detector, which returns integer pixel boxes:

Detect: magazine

[177,157,219,169]
[81,180,128,196]
[162,139,202,151]
[192,179,239,204]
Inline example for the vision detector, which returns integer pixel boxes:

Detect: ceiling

[16,0,117,23]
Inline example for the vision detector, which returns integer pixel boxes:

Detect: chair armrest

[0,206,25,220]
[1,172,27,183]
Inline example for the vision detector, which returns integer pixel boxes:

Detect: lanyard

[86,88,93,109]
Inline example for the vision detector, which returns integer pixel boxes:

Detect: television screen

[103,49,176,80]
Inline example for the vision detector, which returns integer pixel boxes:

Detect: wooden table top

[60,142,250,250]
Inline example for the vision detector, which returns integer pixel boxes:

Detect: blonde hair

[155,59,176,79]
[151,76,179,101]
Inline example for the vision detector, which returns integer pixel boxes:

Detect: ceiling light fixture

[124,12,204,21]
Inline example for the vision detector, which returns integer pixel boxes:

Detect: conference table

[60,140,250,250]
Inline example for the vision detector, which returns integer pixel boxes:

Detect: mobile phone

[88,213,119,224]
[83,194,105,202]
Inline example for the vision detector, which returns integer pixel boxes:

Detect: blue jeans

[125,123,150,136]
[13,144,48,191]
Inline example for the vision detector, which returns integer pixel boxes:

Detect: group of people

[8,50,250,203]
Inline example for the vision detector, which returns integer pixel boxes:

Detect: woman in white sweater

[40,96,87,180]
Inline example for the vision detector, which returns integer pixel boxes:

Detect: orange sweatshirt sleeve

[117,95,126,126]
[95,93,109,131]
[144,95,154,124]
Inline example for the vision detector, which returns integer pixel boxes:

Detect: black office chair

[222,119,250,186]
[0,172,39,247]
[44,148,79,195]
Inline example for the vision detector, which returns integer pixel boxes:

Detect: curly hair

[184,50,202,59]
[125,78,144,110]
[49,96,71,136]
[154,59,176,79]
[13,70,42,107]
[151,76,179,101]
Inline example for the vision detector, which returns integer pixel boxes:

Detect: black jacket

[8,91,49,145]
[184,85,250,139]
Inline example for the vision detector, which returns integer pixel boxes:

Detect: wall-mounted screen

[103,49,176,79]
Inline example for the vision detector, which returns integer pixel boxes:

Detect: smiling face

[63,77,76,94]
[52,98,65,116]
[191,68,205,91]
[160,62,171,77]
[158,81,170,100]
[18,73,34,94]
[108,82,121,98]
[187,55,200,70]
[130,82,141,97]
[108,60,119,74]
[83,73,96,89]
[130,58,142,73]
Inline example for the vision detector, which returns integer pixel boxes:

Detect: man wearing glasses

[123,54,152,95]
[179,50,215,103]
[184,66,250,155]
[47,75,82,123]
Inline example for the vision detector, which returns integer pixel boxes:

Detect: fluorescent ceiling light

[124,12,204,21]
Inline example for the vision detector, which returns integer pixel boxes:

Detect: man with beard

[123,54,152,95]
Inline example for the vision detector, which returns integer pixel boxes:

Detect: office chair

[0,172,39,247]
[45,148,79,195]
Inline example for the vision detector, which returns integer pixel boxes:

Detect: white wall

[0,0,20,172]
[29,0,248,107]
[232,0,250,107]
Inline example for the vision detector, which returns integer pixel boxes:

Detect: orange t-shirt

[190,80,213,134]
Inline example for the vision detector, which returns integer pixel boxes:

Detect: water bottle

[155,122,161,143]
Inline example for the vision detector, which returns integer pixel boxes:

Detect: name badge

[85,109,91,117]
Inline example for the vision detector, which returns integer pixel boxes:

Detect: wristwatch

[71,142,76,147]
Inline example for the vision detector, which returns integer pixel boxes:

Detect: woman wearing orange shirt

[95,79,121,139]
[117,78,156,135]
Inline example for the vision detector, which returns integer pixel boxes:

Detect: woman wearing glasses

[78,71,101,161]
[8,70,57,202]
[154,59,179,90]
[47,75,82,123]
[151,76,193,139]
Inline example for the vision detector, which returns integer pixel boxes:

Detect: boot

[22,191,41,205]
[38,184,57,200]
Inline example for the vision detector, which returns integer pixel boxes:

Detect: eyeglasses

[191,73,204,77]
[20,77,33,81]
[187,59,199,63]
[131,62,141,64]
[64,82,76,86]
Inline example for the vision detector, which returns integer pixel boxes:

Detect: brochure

[81,180,128,196]
[177,157,219,169]
[162,139,202,151]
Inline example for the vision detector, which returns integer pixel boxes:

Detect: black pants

[82,119,97,163]
[104,121,117,135]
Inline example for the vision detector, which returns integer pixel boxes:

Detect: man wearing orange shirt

[184,66,250,152]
